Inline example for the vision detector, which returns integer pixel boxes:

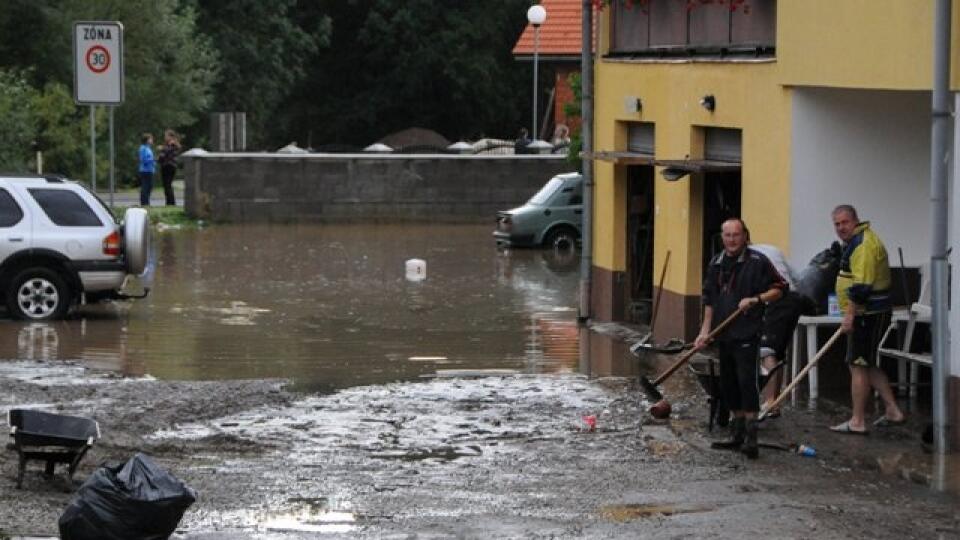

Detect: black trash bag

[59,453,197,540]
[794,242,842,315]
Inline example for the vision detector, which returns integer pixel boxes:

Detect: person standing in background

[138,133,155,207]
[158,129,181,206]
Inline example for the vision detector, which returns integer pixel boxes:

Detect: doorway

[626,165,655,324]
[701,171,742,277]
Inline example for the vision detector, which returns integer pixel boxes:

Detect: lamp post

[527,4,547,141]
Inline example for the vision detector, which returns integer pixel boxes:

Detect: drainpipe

[578,0,594,323]
[929,0,951,455]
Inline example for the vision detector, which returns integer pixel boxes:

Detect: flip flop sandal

[829,421,868,435]
[872,416,906,428]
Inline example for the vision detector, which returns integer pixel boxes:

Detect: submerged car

[494,172,583,249]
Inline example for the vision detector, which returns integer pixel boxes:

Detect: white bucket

[405,258,426,281]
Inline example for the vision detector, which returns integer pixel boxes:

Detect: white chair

[877,264,931,397]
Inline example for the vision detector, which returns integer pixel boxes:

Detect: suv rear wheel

[6,267,71,320]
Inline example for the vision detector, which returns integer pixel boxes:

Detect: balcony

[609,0,776,59]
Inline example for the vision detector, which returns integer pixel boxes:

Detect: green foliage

[280,0,534,146]
[192,0,329,149]
[0,70,39,172]
[0,1,549,164]
[0,0,217,184]
[112,205,197,227]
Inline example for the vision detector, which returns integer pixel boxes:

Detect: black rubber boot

[711,417,745,450]
[741,419,759,459]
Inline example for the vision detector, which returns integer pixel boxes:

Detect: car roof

[0,174,71,184]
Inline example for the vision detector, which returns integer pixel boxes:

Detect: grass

[111,205,200,228]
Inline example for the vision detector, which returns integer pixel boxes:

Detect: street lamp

[527,4,547,141]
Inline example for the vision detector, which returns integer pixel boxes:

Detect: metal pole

[89,106,96,191]
[533,24,541,141]
[109,107,115,208]
[929,0,951,456]
[578,0,594,322]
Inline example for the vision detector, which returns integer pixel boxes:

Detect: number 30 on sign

[73,21,124,105]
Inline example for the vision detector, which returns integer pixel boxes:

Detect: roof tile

[513,0,597,56]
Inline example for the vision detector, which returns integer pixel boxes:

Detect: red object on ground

[649,400,672,419]
[581,415,597,432]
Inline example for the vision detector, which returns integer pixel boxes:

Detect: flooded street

[0,224,585,391]
[0,225,957,538]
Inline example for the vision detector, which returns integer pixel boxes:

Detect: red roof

[512,0,596,57]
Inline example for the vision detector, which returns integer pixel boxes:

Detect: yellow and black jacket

[836,222,892,315]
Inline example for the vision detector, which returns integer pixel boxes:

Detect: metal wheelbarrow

[687,356,784,432]
[7,409,100,489]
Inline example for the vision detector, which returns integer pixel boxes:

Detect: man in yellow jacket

[829,205,905,435]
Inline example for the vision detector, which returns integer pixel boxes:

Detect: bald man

[697,218,786,459]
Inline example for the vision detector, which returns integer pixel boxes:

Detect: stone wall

[182,152,575,223]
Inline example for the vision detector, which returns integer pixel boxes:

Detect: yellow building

[589,0,960,444]
[591,0,956,333]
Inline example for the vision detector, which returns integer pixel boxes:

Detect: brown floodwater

[0,224,602,393]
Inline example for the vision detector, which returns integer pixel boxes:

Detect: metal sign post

[73,21,123,202]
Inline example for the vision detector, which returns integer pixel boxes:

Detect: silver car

[494,172,582,249]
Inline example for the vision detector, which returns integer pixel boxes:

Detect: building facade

[589,0,960,446]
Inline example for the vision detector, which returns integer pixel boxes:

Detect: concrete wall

[182,153,574,223]
[790,88,931,269]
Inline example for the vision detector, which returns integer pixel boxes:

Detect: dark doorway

[701,171,742,278]
[626,165,655,324]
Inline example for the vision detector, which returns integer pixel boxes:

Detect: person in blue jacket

[138,133,155,206]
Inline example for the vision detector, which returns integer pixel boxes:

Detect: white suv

[0,174,150,320]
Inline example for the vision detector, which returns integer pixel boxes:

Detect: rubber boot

[740,419,759,459]
[711,417,745,450]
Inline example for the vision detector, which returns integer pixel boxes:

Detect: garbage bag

[794,243,842,315]
[59,453,196,540]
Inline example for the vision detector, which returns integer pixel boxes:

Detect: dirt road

[0,361,956,538]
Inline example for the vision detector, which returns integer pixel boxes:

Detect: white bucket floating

[405,258,426,282]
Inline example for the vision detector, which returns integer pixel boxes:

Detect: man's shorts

[759,292,805,360]
[845,311,891,367]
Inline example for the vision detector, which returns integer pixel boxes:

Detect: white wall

[790,88,932,269]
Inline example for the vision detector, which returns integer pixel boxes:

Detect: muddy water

[0,224,589,392]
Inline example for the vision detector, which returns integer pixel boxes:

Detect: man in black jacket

[696,218,786,458]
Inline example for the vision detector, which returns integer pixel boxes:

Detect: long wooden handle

[649,250,671,337]
[759,327,845,419]
[652,306,746,386]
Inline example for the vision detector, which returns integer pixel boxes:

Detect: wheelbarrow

[687,356,784,432]
[7,409,100,489]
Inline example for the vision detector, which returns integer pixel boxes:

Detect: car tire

[544,226,579,251]
[7,267,71,321]
[123,207,150,275]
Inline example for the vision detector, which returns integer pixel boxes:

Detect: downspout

[929,0,951,455]
[578,0,594,322]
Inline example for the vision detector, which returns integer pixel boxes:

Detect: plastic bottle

[827,294,840,317]
[795,444,816,457]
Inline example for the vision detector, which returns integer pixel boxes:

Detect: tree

[0,0,218,184]
[0,70,40,172]
[279,0,533,147]
[193,0,329,149]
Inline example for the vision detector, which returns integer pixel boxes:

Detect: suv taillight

[103,230,121,256]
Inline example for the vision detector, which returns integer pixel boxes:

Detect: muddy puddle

[0,224,590,392]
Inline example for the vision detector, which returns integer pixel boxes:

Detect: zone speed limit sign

[74,21,124,105]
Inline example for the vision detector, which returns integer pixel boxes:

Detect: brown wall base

[590,267,701,342]
[591,266,625,322]
[653,287,702,344]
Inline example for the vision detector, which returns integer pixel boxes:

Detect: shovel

[758,327,845,420]
[639,306,747,404]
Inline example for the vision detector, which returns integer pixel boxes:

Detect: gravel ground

[0,360,957,539]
